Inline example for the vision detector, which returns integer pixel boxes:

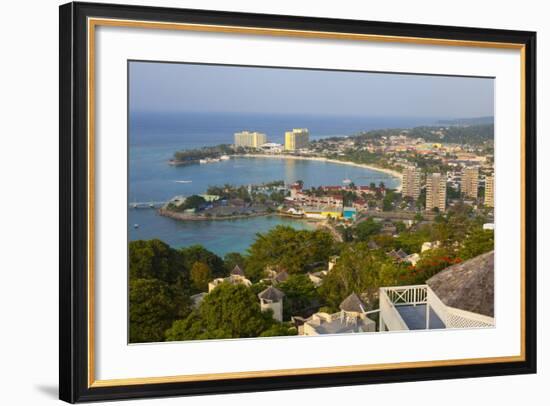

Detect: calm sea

[128,112,435,255]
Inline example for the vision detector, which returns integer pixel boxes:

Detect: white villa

[307,270,327,287]
[307,256,338,287]
[258,286,285,322]
[300,293,376,336]
[379,251,495,331]
[207,265,252,292]
[262,267,289,285]
[421,241,441,253]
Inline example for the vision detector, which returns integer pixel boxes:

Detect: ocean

[128,112,434,255]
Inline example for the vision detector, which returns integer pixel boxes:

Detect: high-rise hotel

[426,173,447,212]
[402,165,422,200]
[484,174,494,207]
[461,166,479,199]
[284,128,309,151]
[234,131,267,148]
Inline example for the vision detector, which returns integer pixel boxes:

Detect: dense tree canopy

[223,252,246,273]
[319,242,400,310]
[129,278,190,343]
[180,245,226,279]
[259,323,297,337]
[278,274,320,320]
[129,239,185,285]
[190,262,212,292]
[245,226,335,281]
[459,229,494,260]
[354,218,382,241]
[181,195,206,210]
[165,283,275,341]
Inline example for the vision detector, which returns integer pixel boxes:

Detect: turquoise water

[128,112,423,255]
[130,213,315,256]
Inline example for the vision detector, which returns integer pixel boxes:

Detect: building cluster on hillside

[193,250,495,337]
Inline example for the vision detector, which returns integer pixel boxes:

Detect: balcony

[379,285,494,331]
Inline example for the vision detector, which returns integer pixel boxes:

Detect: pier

[129,201,166,209]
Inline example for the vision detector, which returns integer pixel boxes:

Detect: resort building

[234,131,267,148]
[284,128,310,151]
[292,193,344,208]
[425,172,447,212]
[379,251,494,331]
[300,293,376,336]
[484,174,494,207]
[303,208,343,220]
[207,265,252,292]
[199,194,220,202]
[461,166,479,199]
[258,286,285,322]
[402,165,422,200]
[259,142,283,153]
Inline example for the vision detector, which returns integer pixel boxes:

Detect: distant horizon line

[129,110,494,121]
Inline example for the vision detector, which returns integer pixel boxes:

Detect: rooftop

[230,265,245,276]
[427,251,494,317]
[273,270,289,283]
[313,317,374,335]
[339,293,366,313]
[258,286,285,301]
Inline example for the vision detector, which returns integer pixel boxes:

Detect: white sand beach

[241,153,403,190]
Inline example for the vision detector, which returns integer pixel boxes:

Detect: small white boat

[133,224,140,229]
[174,180,192,184]
[220,155,230,160]
[199,158,221,164]
[343,178,352,185]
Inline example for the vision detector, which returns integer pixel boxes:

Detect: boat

[220,155,231,160]
[199,157,221,164]
[342,178,352,185]
[133,224,140,228]
[174,180,192,184]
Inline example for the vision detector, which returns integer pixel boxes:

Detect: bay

[128,112,432,255]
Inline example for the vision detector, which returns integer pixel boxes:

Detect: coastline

[240,153,403,190]
[159,208,316,223]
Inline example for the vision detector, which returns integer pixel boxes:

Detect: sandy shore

[241,153,403,190]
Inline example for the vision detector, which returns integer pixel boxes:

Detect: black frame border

[59,2,537,403]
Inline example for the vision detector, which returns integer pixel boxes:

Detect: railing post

[426,302,430,329]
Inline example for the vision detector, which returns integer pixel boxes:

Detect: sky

[129,61,494,119]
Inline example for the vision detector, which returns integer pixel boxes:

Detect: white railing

[426,286,494,329]
[379,285,495,331]
[381,285,428,306]
[379,287,410,331]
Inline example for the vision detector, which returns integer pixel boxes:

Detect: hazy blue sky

[129,61,494,118]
